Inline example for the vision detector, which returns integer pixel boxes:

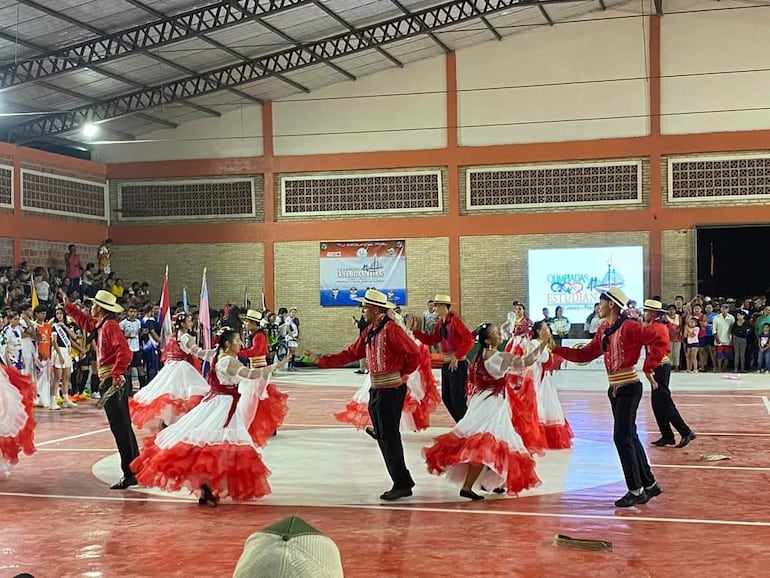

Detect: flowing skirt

[129,360,210,432]
[131,378,271,500]
[423,391,540,496]
[536,369,574,449]
[335,345,440,432]
[0,365,36,471]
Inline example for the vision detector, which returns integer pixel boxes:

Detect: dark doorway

[695,225,770,298]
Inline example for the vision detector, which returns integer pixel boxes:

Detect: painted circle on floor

[92,427,623,506]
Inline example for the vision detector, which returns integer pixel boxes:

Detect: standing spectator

[585,303,601,337]
[98,239,113,275]
[64,245,81,292]
[32,267,51,310]
[666,305,683,371]
[422,300,440,353]
[120,306,147,392]
[731,310,750,373]
[551,306,570,346]
[353,307,369,374]
[713,303,735,372]
[758,323,770,374]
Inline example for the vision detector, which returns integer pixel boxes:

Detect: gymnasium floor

[2,368,769,578]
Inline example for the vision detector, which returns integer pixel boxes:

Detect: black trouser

[441,360,468,423]
[608,381,655,492]
[650,363,691,440]
[368,385,414,490]
[101,377,140,479]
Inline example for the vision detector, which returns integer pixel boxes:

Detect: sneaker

[62,399,77,408]
[614,491,646,508]
[48,400,61,411]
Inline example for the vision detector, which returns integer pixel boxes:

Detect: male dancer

[642,299,696,449]
[306,289,420,501]
[413,294,474,422]
[553,288,667,508]
[61,289,139,489]
[239,309,269,368]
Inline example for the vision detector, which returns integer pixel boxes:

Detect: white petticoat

[133,360,210,405]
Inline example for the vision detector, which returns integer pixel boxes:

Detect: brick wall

[459,232,650,331]
[660,229,694,301]
[21,240,99,272]
[0,237,13,267]
[111,243,265,309]
[274,237,449,354]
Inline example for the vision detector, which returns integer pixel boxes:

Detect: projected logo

[549,256,625,295]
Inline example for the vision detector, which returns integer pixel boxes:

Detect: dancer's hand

[646,372,658,390]
[448,356,459,371]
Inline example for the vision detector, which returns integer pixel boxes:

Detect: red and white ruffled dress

[504,337,547,456]
[130,355,279,501]
[423,352,541,495]
[335,336,440,432]
[530,340,573,449]
[129,332,210,432]
[0,365,36,476]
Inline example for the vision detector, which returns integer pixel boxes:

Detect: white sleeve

[483,353,508,379]
[222,357,274,381]
[181,335,217,362]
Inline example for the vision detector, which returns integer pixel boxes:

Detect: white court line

[697,432,770,437]
[734,403,766,406]
[37,448,115,452]
[762,396,770,417]
[674,404,704,407]
[282,423,348,428]
[2,491,770,529]
[36,428,111,447]
[653,464,770,472]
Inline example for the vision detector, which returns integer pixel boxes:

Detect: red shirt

[318,316,420,387]
[645,321,672,364]
[65,304,131,383]
[238,331,269,367]
[553,316,666,375]
[413,312,474,360]
[65,253,81,279]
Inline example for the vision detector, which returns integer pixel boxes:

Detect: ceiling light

[81,123,98,138]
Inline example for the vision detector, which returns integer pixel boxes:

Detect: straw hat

[86,289,123,313]
[600,287,629,309]
[353,289,396,309]
[243,309,263,322]
[433,294,452,305]
[642,299,666,313]
[232,516,343,578]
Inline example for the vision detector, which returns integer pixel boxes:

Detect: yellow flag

[30,279,39,309]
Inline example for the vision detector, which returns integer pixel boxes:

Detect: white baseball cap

[232,516,344,578]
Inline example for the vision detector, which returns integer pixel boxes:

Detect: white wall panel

[457,9,649,146]
[272,56,446,156]
[661,0,770,135]
[93,105,264,163]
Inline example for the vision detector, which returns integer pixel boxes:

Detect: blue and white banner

[320,240,407,307]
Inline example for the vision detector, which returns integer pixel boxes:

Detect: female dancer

[504,330,547,456]
[0,363,36,478]
[129,312,211,432]
[335,311,440,435]
[131,329,288,506]
[529,321,573,449]
[423,322,552,500]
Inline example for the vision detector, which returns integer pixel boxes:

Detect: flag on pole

[244,286,249,310]
[200,267,211,350]
[182,287,189,313]
[158,265,172,346]
[30,279,39,310]
[709,243,715,277]
[261,289,266,311]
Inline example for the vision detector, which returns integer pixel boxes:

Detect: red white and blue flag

[199,267,211,350]
[158,265,172,346]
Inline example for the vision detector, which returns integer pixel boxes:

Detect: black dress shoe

[676,432,696,448]
[380,487,413,501]
[644,483,663,500]
[460,489,485,501]
[364,427,378,440]
[110,477,137,490]
[614,491,646,508]
[651,437,676,447]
